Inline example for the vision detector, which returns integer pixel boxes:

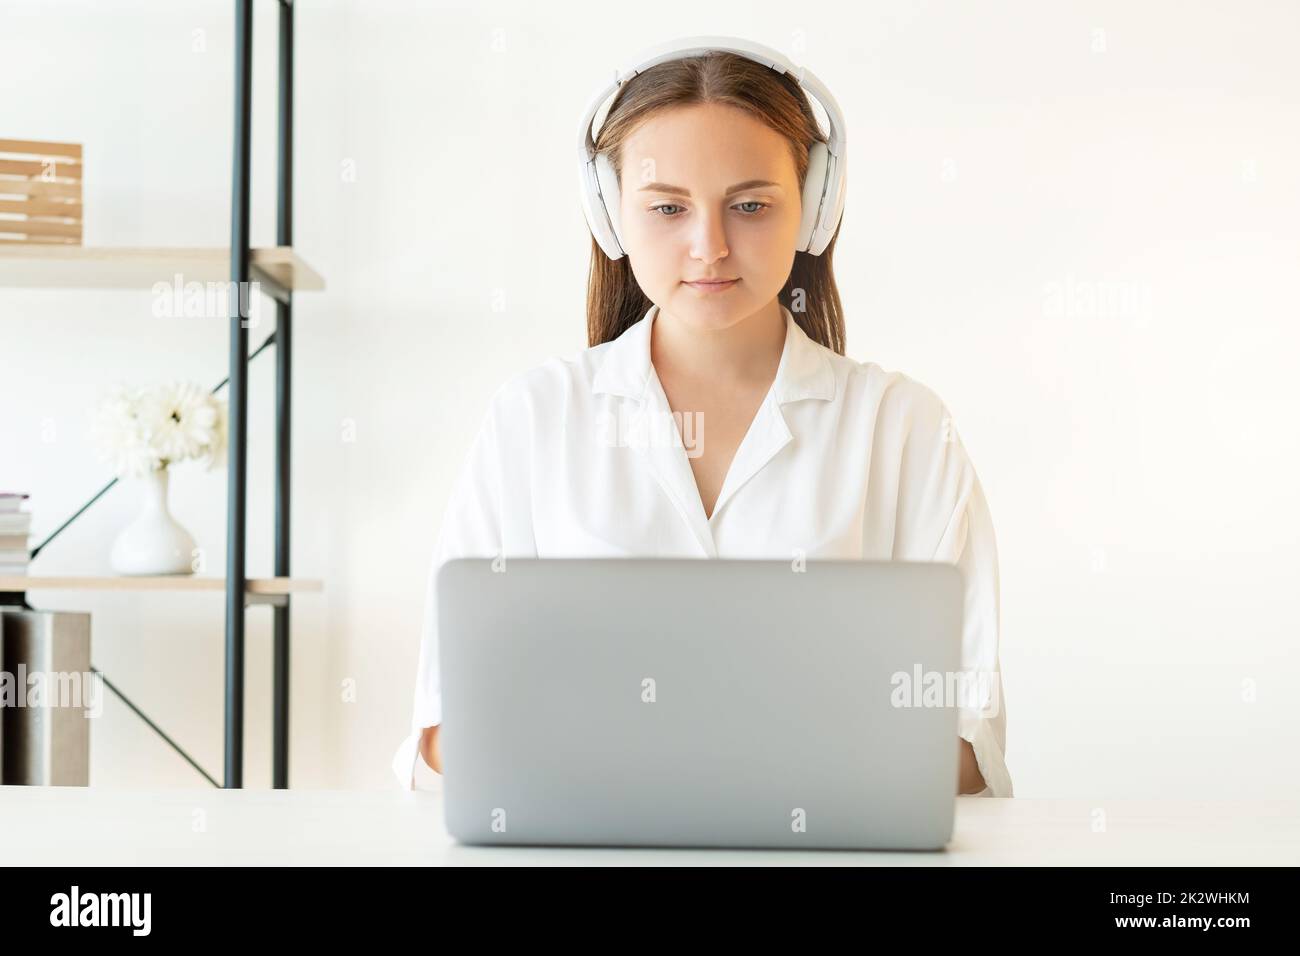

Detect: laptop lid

[437,557,964,850]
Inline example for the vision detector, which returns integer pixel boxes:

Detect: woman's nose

[689,208,729,262]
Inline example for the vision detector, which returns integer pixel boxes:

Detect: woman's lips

[683,278,739,293]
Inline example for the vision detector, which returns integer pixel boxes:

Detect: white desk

[2,785,1296,865]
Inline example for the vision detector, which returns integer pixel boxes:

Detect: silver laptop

[437,557,964,850]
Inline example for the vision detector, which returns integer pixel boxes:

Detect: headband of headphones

[577,35,848,260]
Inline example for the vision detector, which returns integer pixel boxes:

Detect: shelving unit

[2,0,315,790]
[0,245,324,296]
[0,577,322,607]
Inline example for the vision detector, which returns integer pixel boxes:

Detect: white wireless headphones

[577,35,848,261]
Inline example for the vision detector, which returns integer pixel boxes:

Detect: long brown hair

[585,51,846,354]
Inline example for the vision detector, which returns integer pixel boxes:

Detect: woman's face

[617,102,803,332]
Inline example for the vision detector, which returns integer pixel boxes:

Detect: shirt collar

[591,302,836,404]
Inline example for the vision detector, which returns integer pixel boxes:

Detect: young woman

[393,38,1012,798]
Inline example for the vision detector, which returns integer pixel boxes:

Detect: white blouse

[392,303,1013,798]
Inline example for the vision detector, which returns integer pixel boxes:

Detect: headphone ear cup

[807,151,845,256]
[592,152,625,259]
[798,142,831,254]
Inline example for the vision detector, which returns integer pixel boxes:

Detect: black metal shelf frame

[226,0,295,789]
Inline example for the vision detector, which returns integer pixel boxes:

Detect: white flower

[193,393,228,471]
[91,384,159,479]
[92,381,227,478]
[137,381,223,467]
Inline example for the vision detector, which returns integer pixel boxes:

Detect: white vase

[110,467,197,576]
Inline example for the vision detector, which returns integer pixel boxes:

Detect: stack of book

[1,492,32,576]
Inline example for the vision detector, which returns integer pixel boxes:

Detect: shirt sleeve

[889,376,1014,798]
[391,392,509,790]
[945,476,1014,798]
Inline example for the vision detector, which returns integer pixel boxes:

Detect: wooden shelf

[0,576,322,595]
[0,245,325,293]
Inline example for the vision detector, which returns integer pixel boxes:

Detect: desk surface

[2,786,1296,865]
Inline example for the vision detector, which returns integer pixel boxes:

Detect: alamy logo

[0,666,103,717]
[889,665,1001,717]
[49,886,151,936]
[151,274,263,327]
[595,405,705,458]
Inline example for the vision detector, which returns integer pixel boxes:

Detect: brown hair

[584,51,846,354]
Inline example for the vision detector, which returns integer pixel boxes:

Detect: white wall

[1,0,1296,797]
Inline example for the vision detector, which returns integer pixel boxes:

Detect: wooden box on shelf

[0,138,84,245]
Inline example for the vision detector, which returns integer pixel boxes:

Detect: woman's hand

[419,724,443,774]
[958,737,985,794]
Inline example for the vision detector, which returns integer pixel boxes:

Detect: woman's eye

[648,202,769,218]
